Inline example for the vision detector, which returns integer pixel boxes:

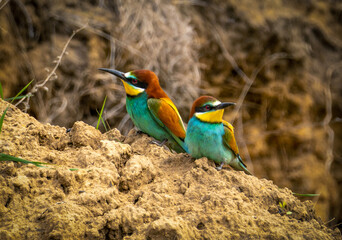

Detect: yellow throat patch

[195,109,224,123]
[121,80,144,96]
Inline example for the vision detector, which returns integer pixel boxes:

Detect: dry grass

[38,0,201,134]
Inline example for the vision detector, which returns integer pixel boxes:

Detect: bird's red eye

[131,78,138,85]
[205,105,211,110]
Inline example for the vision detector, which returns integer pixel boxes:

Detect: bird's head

[189,96,235,123]
[99,68,166,98]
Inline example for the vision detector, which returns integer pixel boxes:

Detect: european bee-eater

[185,96,252,175]
[99,68,187,153]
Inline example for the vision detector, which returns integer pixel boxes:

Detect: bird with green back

[99,68,187,153]
[185,96,252,175]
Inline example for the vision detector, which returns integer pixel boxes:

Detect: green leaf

[0,81,3,99]
[10,79,34,104]
[0,153,49,167]
[5,94,32,102]
[286,211,293,215]
[96,96,107,130]
[0,80,33,135]
[69,168,79,171]
[101,115,108,132]
[96,109,108,131]
[0,106,9,134]
[292,192,320,197]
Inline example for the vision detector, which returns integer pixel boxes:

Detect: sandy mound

[2,0,341,224]
[0,99,340,239]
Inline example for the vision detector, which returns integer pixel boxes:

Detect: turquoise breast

[185,117,234,164]
[126,92,165,141]
[125,93,185,153]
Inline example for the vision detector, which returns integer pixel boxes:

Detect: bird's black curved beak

[215,102,235,110]
[98,68,127,81]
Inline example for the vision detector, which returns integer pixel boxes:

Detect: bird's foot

[215,162,224,171]
[136,130,144,135]
[150,139,168,147]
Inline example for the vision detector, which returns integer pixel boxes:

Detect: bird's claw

[150,139,168,147]
[215,162,224,171]
[136,130,144,135]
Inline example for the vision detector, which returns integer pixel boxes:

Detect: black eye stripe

[127,77,148,89]
[195,105,214,112]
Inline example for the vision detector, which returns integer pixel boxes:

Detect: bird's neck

[146,84,169,99]
[126,91,147,99]
[189,116,223,130]
[194,109,224,123]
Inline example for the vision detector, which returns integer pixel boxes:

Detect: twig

[236,115,254,173]
[0,0,9,11]
[212,27,251,85]
[47,96,68,123]
[213,26,289,173]
[52,14,148,62]
[232,52,289,123]
[117,113,132,134]
[6,2,36,83]
[12,0,34,38]
[324,217,336,226]
[212,26,289,123]
[331,222,342,229]
[172,0,208,6]
[102,101,125,122]
[15,24,87,111]
[52,13,182,88]
[324,62,341,171]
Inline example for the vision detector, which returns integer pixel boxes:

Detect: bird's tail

[170,138,188,153]
[229,154,253,175]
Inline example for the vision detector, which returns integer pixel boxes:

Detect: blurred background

[0,0,341,229]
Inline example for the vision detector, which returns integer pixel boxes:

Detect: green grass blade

[96,109,108,131]
[0,106,9,134]
[292,192,320,197]
[96,96,107,130]
[101,118,108,131]
[0,80,33,134]
[0,81,3,99]
[0,153,50,167]
[5,94,32,102]
[10,79,34,104]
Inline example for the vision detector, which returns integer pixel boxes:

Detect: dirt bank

[1,0,341,224]
[0,100,340,239]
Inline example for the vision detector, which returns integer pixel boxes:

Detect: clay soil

[0,100,341,239]
[1,0,342,223]
[1,0,342,239]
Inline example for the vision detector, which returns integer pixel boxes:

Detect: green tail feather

[229,154,253,175]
